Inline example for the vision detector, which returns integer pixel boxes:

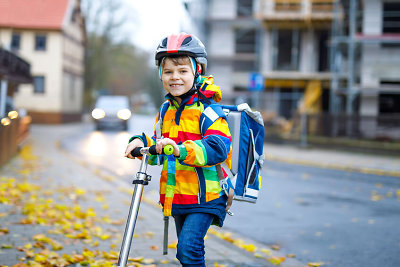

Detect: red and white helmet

[155,32,207,75]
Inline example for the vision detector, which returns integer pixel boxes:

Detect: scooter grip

[149,145,174,155]
[130,145,174,157]
[131,147,143,157]
[149,145,157,155]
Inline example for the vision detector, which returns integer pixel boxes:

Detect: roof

[0,0,72,30]
[0,48,32,83]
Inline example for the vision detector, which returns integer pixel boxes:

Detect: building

[184,0,335,119]
[330,0,400,139]
[0,0,85,123]
[184,0,400,141]
[358,0,400,139]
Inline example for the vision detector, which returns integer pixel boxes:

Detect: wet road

[62,114,400,267]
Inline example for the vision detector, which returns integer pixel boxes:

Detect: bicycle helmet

[155,33,207,76]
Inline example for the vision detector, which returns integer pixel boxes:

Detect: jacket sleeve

[177,105,232,167]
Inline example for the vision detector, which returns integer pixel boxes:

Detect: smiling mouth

[170,84,183,87]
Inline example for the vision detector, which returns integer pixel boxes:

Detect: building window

[35,34,47,51]
[71,7,78,23]
[235,29,256,54]
[316,30,330,71]
[11,33,21,50]
[237,0,253,17]
[379,93,400,114]
[273,29,300,71]
[33,76,45,93]
[383,2,400,33]
[378,92,400,127]
[234,29,257,72]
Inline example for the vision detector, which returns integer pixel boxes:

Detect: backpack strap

[200,104,226,135]
[155,101,170,139]
[216,164,235,216]
[155,101,170,165]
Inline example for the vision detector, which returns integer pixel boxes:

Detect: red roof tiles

[0,0,71,30]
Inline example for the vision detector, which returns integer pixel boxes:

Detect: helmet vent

[181,37,192,46]
[161,38,168,47]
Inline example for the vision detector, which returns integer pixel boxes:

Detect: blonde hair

[161,56,195,75]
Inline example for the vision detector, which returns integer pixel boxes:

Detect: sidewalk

[0,124,303,267]
[264,143,400,177]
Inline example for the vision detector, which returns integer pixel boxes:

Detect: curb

[264,154,400,177]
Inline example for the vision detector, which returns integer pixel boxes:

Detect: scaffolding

[330,0,400,115]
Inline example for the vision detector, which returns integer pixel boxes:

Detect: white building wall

[363,0,382,35]
[260,28,273,73]
[300,29,316,73]
[360,0,382,89]
[207,21,235,95]
[13,31,63,112]
[208,62,233,96]
[209,0,236,19]
[61,17,85,113]
[208,23,234,58]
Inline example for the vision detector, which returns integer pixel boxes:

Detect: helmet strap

[158,58,165,80]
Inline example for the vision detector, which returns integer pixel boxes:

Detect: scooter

[117,144,174,267]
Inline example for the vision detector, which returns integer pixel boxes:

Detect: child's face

[161,57,195,101]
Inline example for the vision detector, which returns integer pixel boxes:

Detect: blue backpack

[156,102,265,209]
[218,104,264,205]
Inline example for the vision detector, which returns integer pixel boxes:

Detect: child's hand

[156,138,180,158]
[125,138,145,159]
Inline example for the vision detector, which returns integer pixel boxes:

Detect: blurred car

[91,95,131,131]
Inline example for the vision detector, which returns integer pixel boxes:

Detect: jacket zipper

[194,168,201,204]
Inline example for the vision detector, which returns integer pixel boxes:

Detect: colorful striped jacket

[131,76,232,223]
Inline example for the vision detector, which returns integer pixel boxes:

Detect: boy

[124,33,232,266]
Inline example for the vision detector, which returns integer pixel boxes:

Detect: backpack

[155,102,265,206]
[218,103,264,204]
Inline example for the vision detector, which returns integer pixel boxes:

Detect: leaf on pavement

[1,243,14,249]
[168,241,177,249]
[267,256,285,265]
[308,262,325,267]
[271,244,281,251]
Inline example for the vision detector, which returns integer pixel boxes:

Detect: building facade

[185,0,334,119]
[184,0,400,140]
[0,0,85,123]
[358,0,400,138]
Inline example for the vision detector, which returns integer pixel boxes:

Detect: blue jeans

[173,213,214,267]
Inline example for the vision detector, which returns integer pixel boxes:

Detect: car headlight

[117,109,131,120]
[92,108,105,120]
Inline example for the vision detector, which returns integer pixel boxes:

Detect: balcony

[257,0,336,27]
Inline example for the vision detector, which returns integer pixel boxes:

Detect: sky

[122,0,188,52]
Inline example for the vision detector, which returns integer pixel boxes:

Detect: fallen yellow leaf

[168,241,178,249]
[267,256,285,265]
[142,258,155,264]
[308,262,325,267]
[271,244,281,251]
[130,256,144,262]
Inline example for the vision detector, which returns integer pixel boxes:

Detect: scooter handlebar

[130,144,174,157]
